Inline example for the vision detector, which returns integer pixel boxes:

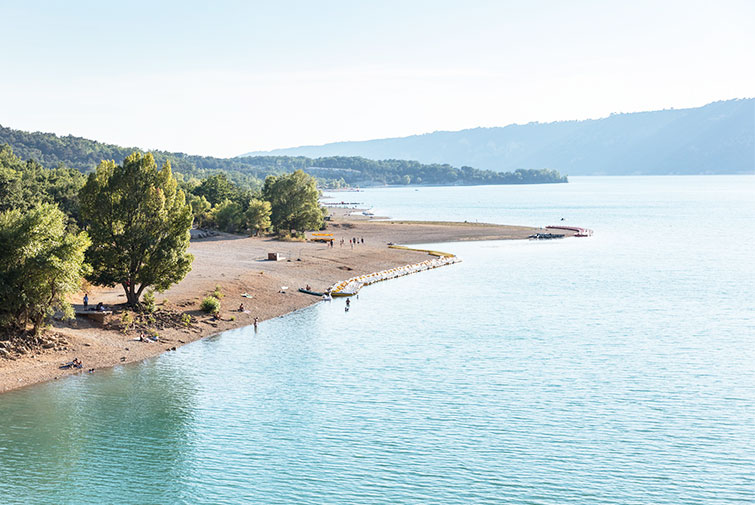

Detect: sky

[1,0,753,158]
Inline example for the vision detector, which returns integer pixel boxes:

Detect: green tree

[262,170,324,233]
[211,199,244,232]
[244,198,272,236]
[192,172,237,205]
[0,204,90,336]
[188,194,212,228]
[0,145,86,224]
[79,152,194,306]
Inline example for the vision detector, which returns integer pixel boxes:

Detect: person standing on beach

[83,293,89,307]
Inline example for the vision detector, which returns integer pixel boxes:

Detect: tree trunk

[124,281,139,306]
[135,283,147,303]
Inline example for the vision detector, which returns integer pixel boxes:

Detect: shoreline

[0,210,571,395]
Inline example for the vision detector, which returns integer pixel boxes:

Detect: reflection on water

[0,359,199,503]
[1,176,754,504]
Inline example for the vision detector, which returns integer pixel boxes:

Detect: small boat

[298,288,325,296]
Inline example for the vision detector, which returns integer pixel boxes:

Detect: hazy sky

[1,0,753,157]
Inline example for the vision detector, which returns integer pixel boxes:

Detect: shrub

[180,313,192,327]
[142,289,156,313]
[278,232,306,241]
[212,285,224,299]
[200,296,221,314]
[121,311,134,332]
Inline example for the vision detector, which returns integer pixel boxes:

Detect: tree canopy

[262,170,324,233]
[0,204,90,336]
[1,124,569,188]
[80,153,194,305]
[0,145,85,226]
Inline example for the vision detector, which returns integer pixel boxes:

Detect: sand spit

[0,210,566,394]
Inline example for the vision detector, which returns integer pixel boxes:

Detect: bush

[212,285,224,299]
[180,313,192,327]
[278,231,306,241]
[200,296,221,314]
[142,289,156,313]
[120,311,134,332]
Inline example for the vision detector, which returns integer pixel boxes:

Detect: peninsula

[0,209,571,394]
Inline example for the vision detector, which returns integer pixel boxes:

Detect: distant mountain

[243,99,755,175]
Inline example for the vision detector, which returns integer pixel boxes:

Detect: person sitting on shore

[96,301,105,311]
[238,303,245,312]
[305,284,311,291]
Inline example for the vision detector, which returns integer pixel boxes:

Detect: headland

[0,209,571,394]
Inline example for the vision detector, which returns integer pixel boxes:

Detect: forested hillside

[245,99,755,175]
[0,125,566,187]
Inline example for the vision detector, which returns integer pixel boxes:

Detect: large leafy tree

[0,204,90,336]
[80,152,194,306]
[187,194,212,228]
[262,170,324,233]
[192,172,238,206]
[244,198,271,236]
[211,199,244,232]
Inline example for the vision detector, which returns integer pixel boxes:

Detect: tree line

[1,146,324,338]
[0,124,568,188]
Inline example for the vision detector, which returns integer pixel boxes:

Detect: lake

[1,176,753,504]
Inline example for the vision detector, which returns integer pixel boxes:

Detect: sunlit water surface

[1,176,753,504]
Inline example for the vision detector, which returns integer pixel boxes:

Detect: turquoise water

[1,176,754,504]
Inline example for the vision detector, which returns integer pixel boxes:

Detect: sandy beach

[0,211,566,394]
